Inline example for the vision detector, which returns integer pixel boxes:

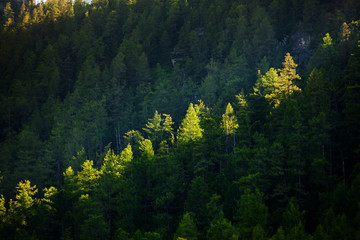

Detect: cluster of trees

[1,0,360,239]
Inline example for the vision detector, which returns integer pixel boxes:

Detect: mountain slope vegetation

[1,0,360,239]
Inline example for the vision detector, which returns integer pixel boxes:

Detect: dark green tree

[173,212,198,240]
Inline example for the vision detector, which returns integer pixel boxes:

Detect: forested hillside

[1,0,360,239]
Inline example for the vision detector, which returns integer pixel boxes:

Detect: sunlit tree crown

[177,103,203,143]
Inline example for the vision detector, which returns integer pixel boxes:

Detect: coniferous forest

[1,0,360,239]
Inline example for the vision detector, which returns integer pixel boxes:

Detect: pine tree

[279,53,301,95]
[254,53,301,107]
[235,188,268,239]
[143,110,163,145]
[163,113,175,141]
[139,139,154,160]
[77,160,101,194]
[277,198,312,240]
[221,103,238,136]
[207,212,238,240]
[173,212,199,240]
[101,148,121,175]
[120,144,133,167]
[3,2,14,30]
[185,176,209,228]
[221,103,239,153]
[177,103,203,144]
[235,91,251,146]
[19,2,31,29]
[5,180,39,238]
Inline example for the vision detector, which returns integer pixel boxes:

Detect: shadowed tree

[173,212,198,240]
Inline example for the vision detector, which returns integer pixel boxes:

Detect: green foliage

[185,177,209,227]
[207,213,238,240]
[177,103,203,144]
[254,53,301,107]
[139,139,155,159]
[173,212,198,240]
[143,111,174,147]
[120,144,133,167]
[282,198,305,231]
[0,0,360,239]
[221,103,239,136]
[101,148,122,175]
[77,160,101,193]
[143,111,163,142]
[235,188,268,238]
[79,214,109,240]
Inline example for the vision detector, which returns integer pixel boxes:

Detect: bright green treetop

[143,110,162,136]
[7,180,38,227]
[221,103,239,135]
[101,148,121,175]
[254,53,301,107]
[163,113,174,133]
[120,144,133,166]
[139,139,155,159]
[40,186,58,212]
[14,180,38,210]
[280,53,301,94]
[143,111,174,145]
[177,103,203,143]
[77,160,101,193]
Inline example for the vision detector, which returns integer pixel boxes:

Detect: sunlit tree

[139,139,154,159]
[254,53,301,107]
[177,103,203,144]
[221,103,239,153]
[3,2,14,30]
[77,160,101,193]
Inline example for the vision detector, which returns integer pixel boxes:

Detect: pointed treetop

[177,103,203,144]
[254,53,301,107]
[280,53,300,81]
[101,148,121,174]
[77,160,101,193]
[221,103,239,136]
[143,110,162,135]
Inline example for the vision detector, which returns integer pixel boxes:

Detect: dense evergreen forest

[1,0,360,239]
